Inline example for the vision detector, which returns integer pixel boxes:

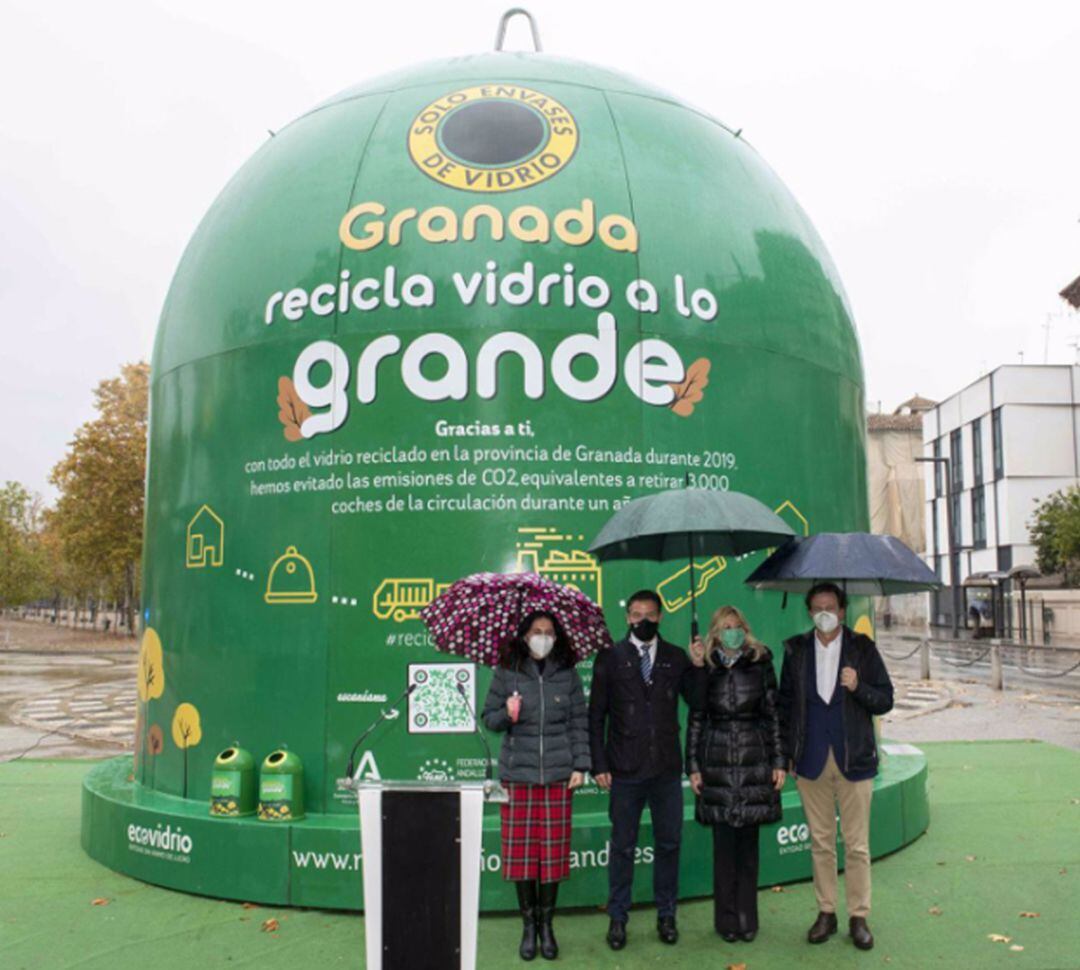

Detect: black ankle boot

[537,881,559,959]
[515,881,538,961]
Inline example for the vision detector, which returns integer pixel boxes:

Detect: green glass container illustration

[257,749,305,822]
[209,745,257,817]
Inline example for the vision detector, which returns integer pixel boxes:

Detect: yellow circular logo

[408,84,579,193]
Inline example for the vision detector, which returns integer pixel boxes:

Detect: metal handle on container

[495,8,542,52]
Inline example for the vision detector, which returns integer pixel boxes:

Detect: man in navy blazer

[589,589,701,950]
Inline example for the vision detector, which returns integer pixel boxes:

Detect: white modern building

[922,365,1080,629]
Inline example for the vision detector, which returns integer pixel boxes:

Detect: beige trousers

[794,750,873,918]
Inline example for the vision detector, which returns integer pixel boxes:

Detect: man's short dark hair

[805,582,847,611]
[626,589,662,613]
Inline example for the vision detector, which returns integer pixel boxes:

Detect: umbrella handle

[687,532,699,641]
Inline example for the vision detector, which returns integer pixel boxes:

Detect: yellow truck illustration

[373,578,452,622]
[657,556,727,613]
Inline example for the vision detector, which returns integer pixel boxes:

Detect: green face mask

[720,627,746,650]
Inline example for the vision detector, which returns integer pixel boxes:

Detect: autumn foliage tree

[49,362,149,633]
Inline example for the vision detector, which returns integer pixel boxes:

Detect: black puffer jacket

[481,657,590,784]
[685,647,784,828]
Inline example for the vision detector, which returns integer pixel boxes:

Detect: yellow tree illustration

[137,628,165,783]
[171,702,202,798]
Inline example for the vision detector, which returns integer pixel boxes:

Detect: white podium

[354,779,506,970]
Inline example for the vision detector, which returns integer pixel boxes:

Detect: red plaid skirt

[500,782,573,882]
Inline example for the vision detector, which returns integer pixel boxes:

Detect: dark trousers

[607,775,683,922]
[712,822,760,934]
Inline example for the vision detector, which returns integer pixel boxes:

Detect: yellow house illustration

[186,505,224,568]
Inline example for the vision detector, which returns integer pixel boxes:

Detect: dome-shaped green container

[257,749,305,822]
[77,37,910,914]
[209,745,256,817]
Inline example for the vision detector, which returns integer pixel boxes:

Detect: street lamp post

[917,455,960,638]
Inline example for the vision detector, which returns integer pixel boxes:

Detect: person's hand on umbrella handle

[689,771,703,795]
[506,692,522,722]
[594,772,612,791]
[689,635,706,667]
[772,768,787,791]
[568,771,585,791]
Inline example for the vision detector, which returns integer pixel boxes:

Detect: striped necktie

[638,643,653,684]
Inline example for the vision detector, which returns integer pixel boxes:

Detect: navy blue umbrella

[744,533,941,597]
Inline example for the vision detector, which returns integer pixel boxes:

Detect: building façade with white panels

[922,365,1080,629]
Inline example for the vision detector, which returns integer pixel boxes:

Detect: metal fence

[878,633,1080,690]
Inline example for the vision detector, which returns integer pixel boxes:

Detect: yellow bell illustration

[264,546,318,605]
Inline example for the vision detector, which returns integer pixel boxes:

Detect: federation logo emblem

[408,84,579,193]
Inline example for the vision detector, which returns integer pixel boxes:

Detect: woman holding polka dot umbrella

[421,573,610,961]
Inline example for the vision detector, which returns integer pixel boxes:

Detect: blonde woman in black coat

[687,605,785,942]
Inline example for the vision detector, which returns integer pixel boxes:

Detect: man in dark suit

[589,589,701,950]
[777,582,894,952]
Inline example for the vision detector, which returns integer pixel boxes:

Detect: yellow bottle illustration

[657,556,727,613]
[264,546,318,605]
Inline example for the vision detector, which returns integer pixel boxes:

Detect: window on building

[932,499,940,555]
[997,545,1012,573]
[972,485,986,549]
[950,428,963,488]
[933,438,943,497]
[950,489,962,547]
[972,417,983,485]
[992,407,1004,479]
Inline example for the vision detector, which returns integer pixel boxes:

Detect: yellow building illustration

[186,505,224,568]
[515,528,603,606]
[373,578,452,622]
[774,499,810,537]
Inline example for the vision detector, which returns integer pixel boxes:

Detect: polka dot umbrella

[420,571,613,666]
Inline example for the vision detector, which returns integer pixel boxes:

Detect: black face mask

[630,618,659,643]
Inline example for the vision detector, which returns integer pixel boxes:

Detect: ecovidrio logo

[408,84,579,192]
[126,821,194,863]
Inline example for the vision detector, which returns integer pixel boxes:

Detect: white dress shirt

[629,633,658,670]
[814,631,842,704]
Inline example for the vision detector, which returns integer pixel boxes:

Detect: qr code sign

[408,663,476,734]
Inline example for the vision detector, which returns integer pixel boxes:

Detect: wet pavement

[0,646,136,761]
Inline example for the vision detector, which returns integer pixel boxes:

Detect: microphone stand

[345,683,417,783]
[456,682,507,802]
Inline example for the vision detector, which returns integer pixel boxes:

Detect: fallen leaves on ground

[1010,945,1025,951]
[988,933,1012,943]
[242,902,259,910]
[928,905,943,916]
[725,963,747,970]
[1019,912,1040,918]
[261,918,279,933]
[965,855,977,862]
[91,898,109,906]
[770,885,785,893]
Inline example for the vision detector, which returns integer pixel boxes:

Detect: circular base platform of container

[82,743,928,911]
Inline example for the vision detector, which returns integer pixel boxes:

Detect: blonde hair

[704,605,767,666]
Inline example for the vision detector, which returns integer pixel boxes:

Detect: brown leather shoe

[849,917,874,950]
[807,911,838,944]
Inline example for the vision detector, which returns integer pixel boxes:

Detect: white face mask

[813,611,840,635]
[528,634,555,659]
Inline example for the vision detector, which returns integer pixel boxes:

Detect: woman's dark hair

[498,610,576,670]
[805,582,848,611]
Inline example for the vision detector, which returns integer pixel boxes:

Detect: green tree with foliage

[1030,485,1080,586]
[0,482,48,607]
[49,362,149,633]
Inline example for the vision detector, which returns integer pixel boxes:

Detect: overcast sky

[2,0,1078,500]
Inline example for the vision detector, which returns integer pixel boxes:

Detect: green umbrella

[588,487,796,635]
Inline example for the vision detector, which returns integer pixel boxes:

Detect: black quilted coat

[685,647,784,828]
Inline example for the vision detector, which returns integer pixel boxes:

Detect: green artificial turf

[1,741,1077,969]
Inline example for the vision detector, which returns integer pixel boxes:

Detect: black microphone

[455,682,494,783]
[345,682,417,779]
